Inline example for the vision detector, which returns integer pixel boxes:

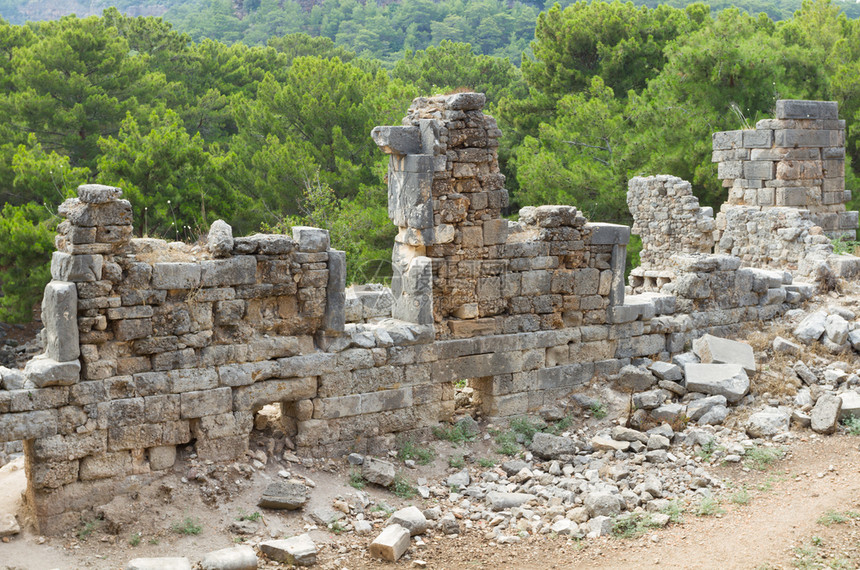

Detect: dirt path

[2,436,860,569]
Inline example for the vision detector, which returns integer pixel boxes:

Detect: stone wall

[711,99,858,238]
[0,93,830,534]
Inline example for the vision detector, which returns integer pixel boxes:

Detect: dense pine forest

[0,0,859,323]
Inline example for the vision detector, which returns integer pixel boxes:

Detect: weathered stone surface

[591,436,630,452]
[78,184,123,204]
[811,393,842,434]
[824,314,850,345]
[0,513,20,537]
[486,492,534,511]
[649,361,683,382]
[692,334,756,373]
[0,366,26,391]
[614,365,656,392]
[584,492,622,517]
[126,558,192,570]
[773,336,802,356]
[207,220,234,258]
[371,125,421,155]
[839,391,860,419]
[201,546,257,570]
[258,481,310,510]
[370,524,411,562]
[51,252,103,282]
[24,356,80,387]
[794,311,828,343]
[387,506,428,536]
[42,281,79,362]
[260,534,317,566]
[687,395,728,421]
[746,407,791,438]
[529,432,578,459]
[684,363,750,403]
[362,457,396,487]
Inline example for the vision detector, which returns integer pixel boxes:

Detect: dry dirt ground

[0,431,859,570]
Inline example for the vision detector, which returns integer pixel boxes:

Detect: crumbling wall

[712,99,858,239]
[627,175,716,292]
[0,93,828,535]
[373,94,630,339]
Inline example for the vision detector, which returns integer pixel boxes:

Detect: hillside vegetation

[0,0,859,322]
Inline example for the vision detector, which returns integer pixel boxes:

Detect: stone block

[258,481,310,510]
[774,129,841,148]
[79,451,132,480]
[483,219,508,245]
[692,334,756,373]
[149,445,177,470]
[370,524,411,562]
[776,99,838,120]
[387,506,428,536]
[207,220,234,259]
[371,125,421,155]
[59,197,133,227]
[362,457,396,487]
[684,363,750,403]
[42,281,79,362]
[713,130,742,150]
[24,356,80,387]
[201,546,257,570]
[324,249,346,333]
[114,318,153,342]
[180,387,232,419]
[446,92,486,110]
[292,226,330,253]
[743,129,772,148]
[588,223,630,245]
[743,161,775,180]
[0,410,57,442]
[746,407,790,438]
[200,256,256,287]
[260,534,317,566]
[152,262,201,290]
[126,558,192,570]
[811,393,841,434]
[51,252,103,282]
[77,184,122,204]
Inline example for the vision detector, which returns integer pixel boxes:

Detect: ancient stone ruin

[0,96,855,534]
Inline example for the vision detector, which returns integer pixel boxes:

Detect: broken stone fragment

[387,506,428,536]
[485,491,534,511]
[692,334,756,373]
[362,457,396,487]
[23,355,80,387]
[793,310,828,344]
[684,363,750,403]
[370,125,421,155]
[77,184,123,204]
[745,407,790,438]
[258,481,309,510]
[811,393,842,434]
[369,524,411,562]
[260,534,317,566]
[200,545,257,570]
[529,432,578,459]
[207,220,234,258]
[125,558,192,570]
[0,513,20,537]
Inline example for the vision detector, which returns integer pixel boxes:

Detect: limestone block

[42,281,79,362]
[292,226,330,252]
[77,184,122,204]
[774,129,841,148]
[446,92,486,110]
[684,363,749,403]
[588,222,631,245]
[126,559,192,570]
[324,249,346,333]
[200,256,256,287]
[0,366,25,390]
[207,220,234,258]
[713,130,742,150]
[743,129,772,148]
[0,410,57,442]
[362,457,396,487]
[201,546,257,570]
[24,356,80,387]
[824,314,849,345]
[371,125,421,155]
[687,395,728,421]
[649,361,682,382]
[485,491,534,511]
[151,262,201,290]
[258,481,310,510]
[743,161,775,180]
[260,534,317,566]
[59,197,133,227]
[483,218,508,245]
[180,387,232,419]
[811,393,841,434]
[149,445,177,470]
[745,407,790,438]
[776,99,838,120]
[793,310,827,343]
[692,334,756,373]
[51,252,103,282]
[392,256,433,325]
[387,506,428,536]
[370,524,411,562]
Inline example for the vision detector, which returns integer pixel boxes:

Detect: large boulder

[529,432,578,459]
[793,310,828,344]
[693,334,756,373]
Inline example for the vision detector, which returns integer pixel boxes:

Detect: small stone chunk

[362,457,396,487]
[126,558,192,570]
[78,184,123,204]
[387,506,428,536]
[0,514,20,537]
[370,524,411,562]
[207,220,234,258]
[811,393,842,434]
[260,534,317,566]
[258,481,310,510]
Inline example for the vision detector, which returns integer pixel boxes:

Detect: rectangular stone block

[232,377,318,411]
[151,262,201,289]
[750,147,820,161]
[180,387,232,419]
[742,129,772,148]
[0,410,57,442]
[51,252,103,282]
[108,397,146,427]
[144,394,181,422]
[361,387,412,414]
[482,219,508,246]
[775,187,808,207]
[712,130,742,150]
[324,250,346,334]
[774,129,841,148]
[79,451,132,480]
[743,160,775,180]
[588,223,630,245]
[776,100,838,120]
[168,368,218,393]
[200,256,257,287]
[42,281,79,362]
[313,394,361,419]
[717,160,742,179]
[114,318,153,341]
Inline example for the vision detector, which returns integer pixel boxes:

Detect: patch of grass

[448,454,465,469]
[509,417,544,445]
[349,470,366,490]
[328,521,346,535]
[397,439,435,465]
[433,423,476,445]
[695,496,725,517]
[148,538,159,545]
[494,430,520,456]
[128,532,141,547]
[661,500,685,524]
[744,446,785,471]
[696,438,717,462]
[392,474,416,499]
[811,535,823,546]
[817,510,860,526]
[171,516,203,535]
[842,416,860,435]
[77,518,102,541]
[589,401,607,419]
[477,457,495,468]
[237,510,262,522]
[730,488,751,505]
[612,512,660,539]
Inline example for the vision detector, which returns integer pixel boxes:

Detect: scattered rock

[0,514,20,537]
[746,407,791,438]
[370,524,411,562]
[362,457,396,487]
[684,363,750,403]
[126,558,192,570]
[387,506,428,536]
[693,334,756,373]
[811,394,842,434]
[529,432,578,459]
[201,546,257,570]
[258,481,309,510]
[260,534,317,566]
